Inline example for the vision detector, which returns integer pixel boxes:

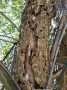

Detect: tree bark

[57,29,67,90]
[14,0,56,89]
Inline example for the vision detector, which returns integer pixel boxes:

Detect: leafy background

[0,0,25,72]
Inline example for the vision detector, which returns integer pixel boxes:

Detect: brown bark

[58,29,67,64]
[57,29,67,90]
[14,0,56,90]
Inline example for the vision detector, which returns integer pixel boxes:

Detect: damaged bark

[14,0,57,90]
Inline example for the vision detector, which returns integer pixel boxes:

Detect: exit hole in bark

[17,79,21,85]
[40,30,42,32]
[32,10,35,14]
[23,73,25,77]
[47,12,49,16]
[36,36,39,39]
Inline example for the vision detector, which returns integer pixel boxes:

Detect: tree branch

[0,35,18,41]
[2,42,18,61]
[46,23,67,89]
[54,60,67,90]
[50,15,64,62]
[0,62,21,90]
[0,39,16,43]
[0,11,19,31]
[11,46,17,75]
[52,67,62,80]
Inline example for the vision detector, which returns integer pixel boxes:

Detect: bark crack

[23,24,37,89]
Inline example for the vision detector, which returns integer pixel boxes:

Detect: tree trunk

[14,0,55,90]
[57,29,67,90]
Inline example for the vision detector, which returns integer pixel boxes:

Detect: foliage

[0,0,25,72]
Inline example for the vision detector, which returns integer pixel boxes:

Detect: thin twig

[0,39,16,43]
[0,11,19,31]
[11,46,17,75]
[0,35,18,41]
[2,42,18,61]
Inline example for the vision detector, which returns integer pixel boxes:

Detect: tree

[14,0,52,89]
[0,0,67,90]
[14,0,67,90]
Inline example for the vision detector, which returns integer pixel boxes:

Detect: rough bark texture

[14,0,56,89]
[57,29,67,90]
[58,30,67,64]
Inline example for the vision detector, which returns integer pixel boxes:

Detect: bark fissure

[23,27,37,87]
